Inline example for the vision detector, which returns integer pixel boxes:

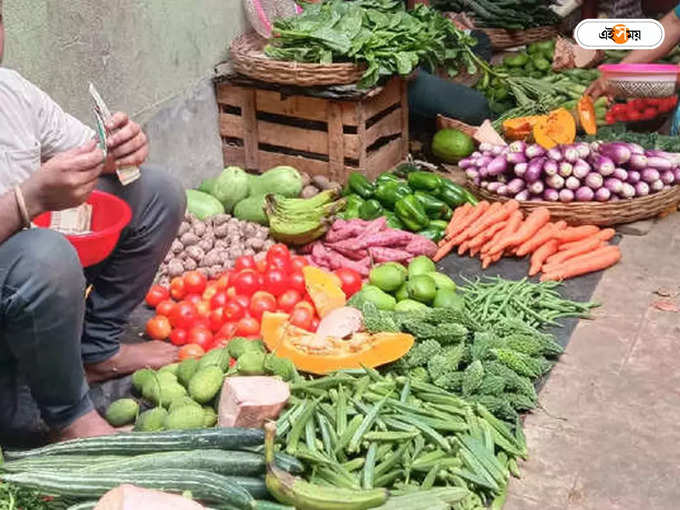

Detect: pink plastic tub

[599,63,680,98]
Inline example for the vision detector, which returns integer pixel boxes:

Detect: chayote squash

[249,166,302,198]
[233,194,268,225]
[186,189,225,220]
[212,166,250,213]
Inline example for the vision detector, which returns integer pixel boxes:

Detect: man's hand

[585,76,610,101]
[104,112,149,172]
[21,140,104,217]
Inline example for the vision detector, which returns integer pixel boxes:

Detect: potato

[214,239,228,250]
[196,267,209,277]
[301,185,319,199]
[246,238,264,250]
[183,258,198,271]
[300,171,311,188]
[180,232,199,247]
[213,214,231,226]
[170,239,184,254]
[208,265,223,279]
[178,222,191,236]
[192,220,207,237]
[202,249,222,267]
[198,237,214,252]
[185,245,205,262]
[167,259,184,278]
[213,224,229,239]
[311,174,331,189]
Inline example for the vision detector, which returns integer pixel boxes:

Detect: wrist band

[13,186,31,230]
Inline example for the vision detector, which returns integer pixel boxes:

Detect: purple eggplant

[508,141,527,153]
[515,190,530,201]
[650,180,664,192]
[635,182,650,196]
[465,168,480,180]
[627,153,648,171]
[595,188,611,202]
[528,180,545,195]
[574,142,591,159]
[543,188,559,202]
[506,178,526,195]
[478,155,493,167]
[585,172,604,190]
[575,186,595,202]
[546,174,565,190]
[543,159,559,176]
[559,162,573,177]
[562,145,579,163]
[525,144,546,159]
[628,143,645,155]
[487,182,502,193]
[627,170,641,184]
[478,142,493,153]
[496,184,509,196]
[573,159,591,179]
[674,168,680,182]
[613,167,629,182]
[514,162,528,177]
[591,155,615,176]
[559,189,575,202]
[525,157,546,183]
[599,142,632,165]
[641,168,661,183]
[565,176,581,190]
[491,145,506,156]
[506,151,527,165]
[604,177,623,195]
[459,158,475,169]
[547,147,563,161]
[486,155,508,176]
[620,183,636,198]
[589,141,602,152]
[646,156,673,171]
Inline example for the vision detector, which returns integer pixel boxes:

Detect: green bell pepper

[414,191,452,220]
[384,212,404,230]
[358,199,383,221]
[339,207,360,220]
[417,226,445,243]
[375,181,411,209]
[375,172,404,184]
[439,179,479,206]
[395,194,429,232]
[348,172,374,199]
[345,193,365,209]
[429,219,450,230]
[407,171,443,193]
[394,162,419,177]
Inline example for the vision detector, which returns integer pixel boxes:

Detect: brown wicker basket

[467,182,680,226]
[479,25,560,50]
[230,32,365,86]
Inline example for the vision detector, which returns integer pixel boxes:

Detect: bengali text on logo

[574,19,664,49]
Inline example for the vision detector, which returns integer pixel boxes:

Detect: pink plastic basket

[599,63,680,98]
[243,0,302,38]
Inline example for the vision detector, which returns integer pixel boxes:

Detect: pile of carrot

[433,200,621,281]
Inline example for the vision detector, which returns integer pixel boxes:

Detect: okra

[286,398,319,455]
[348,397,388,453]
[335,415,363,454]
[421,461,442,490]
[336,386,348,437]
[363,431,420,442]
[385,414,450,452]
[374,443,408,478]
[341,457,365,472]
[362,443,377,489]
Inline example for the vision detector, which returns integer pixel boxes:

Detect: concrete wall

[3,0,245,187]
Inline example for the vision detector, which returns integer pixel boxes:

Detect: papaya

[532,108,576,149]
[302,266,346,318]
[502,115,545,141]
[576,95,598,136]
[261,312,414,375]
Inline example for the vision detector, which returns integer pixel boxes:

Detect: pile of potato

[299,172,342,198]
[157,213,275,285]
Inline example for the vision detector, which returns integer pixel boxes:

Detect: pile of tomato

[605,96,678,124]
[143,244,363,360]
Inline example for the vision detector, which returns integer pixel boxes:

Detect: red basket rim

[72,190,132,240]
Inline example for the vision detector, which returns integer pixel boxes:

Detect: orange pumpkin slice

[302,266,346,318]
[261,312,414,375]
[533,108,576,149]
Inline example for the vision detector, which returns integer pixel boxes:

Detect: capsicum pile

[341,164,478,243]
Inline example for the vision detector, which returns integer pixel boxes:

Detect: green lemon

[406,274,437,304]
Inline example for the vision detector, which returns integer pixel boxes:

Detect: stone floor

[505,212,680,510]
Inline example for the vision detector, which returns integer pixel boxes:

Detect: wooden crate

[216,78,409,181]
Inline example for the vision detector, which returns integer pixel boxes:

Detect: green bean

[362,442,377,489]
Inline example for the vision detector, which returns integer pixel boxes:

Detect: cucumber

[4,428,264,460]
[3,469,255,509]
[1,455,126,473]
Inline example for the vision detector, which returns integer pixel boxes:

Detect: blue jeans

[0,165,185,439]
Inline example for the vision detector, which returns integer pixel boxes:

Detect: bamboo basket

[230,32,365,86]
[479,25,559,50]
[467,182,680,226]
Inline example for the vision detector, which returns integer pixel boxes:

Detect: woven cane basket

[479,25,560,50]
[467,182,680,226]
[230,32,365,86]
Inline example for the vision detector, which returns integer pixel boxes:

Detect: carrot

[558,228,615,251]
[445,203,472,236]
[469,220,507,250]
[490,207,549,256]
[555,225,599,243]
[515,220,565,257]
[546,235,603,265]
[529,239,558,276]
[482,251,502,269]
[458,240,471,256]
[433,239,455,262]
[542,243,617,273]
[542,241,607,274]
[467,200,519,238]
[540,245,621,281]
[470,245,481,257]
[484,210,524,255]
[465,202,502,237]
[446,201,490,239]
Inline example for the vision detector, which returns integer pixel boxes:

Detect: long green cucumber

[4,428,264,460]
[2,455,126,472]
[2,469,255,509]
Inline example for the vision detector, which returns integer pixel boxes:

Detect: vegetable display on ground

[431,0,560,30]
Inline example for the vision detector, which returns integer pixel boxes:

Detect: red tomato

[211,291,229,310]
[145,285,169,308]
[203,284,218,302]
[183,270,207,295]
[266,254,290,271]
[255,257,269,273]
[216,272,231,290]
[263,268,289,296]
[310,316,320,332]
[294,300,315,314]
[236,316,260,337]
[194,317,211,331]
[232,294,250,310]
[334,268,362,297]
[233,270,260,296]
[169,301,198,329]
[188,326,214,350]
[179,344,205,360]
[212,335,231,350]
[156,299,176,317]
[235,255,256,272]
[146,315,172,340]
[209,308,225,332]
[278,289,302,313]
[267,243,290,261]
[290,255,308,272]
[610,103,627,114]
[169,328,188,346]
[249,292,277,319]
[642,107,657,119]
[289,271,306,293]
[224,299,246,322]
[219,321,239,339]
[628,110,642,121]
[605,112,615,125]
[195,300,211,317]
[290,306,314,331]
[185,294,202,306]
[169,277,186,300]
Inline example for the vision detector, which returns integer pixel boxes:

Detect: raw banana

[264,423,388,510]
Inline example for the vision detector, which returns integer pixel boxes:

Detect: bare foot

[85,342,179,383]
[56,410,115,441]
